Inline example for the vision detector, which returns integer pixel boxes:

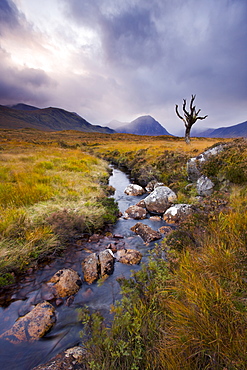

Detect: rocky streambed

[0,167,174,370]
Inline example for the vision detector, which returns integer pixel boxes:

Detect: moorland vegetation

[0,129,246,369]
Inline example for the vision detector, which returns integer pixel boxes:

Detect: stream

[0,167,169,370]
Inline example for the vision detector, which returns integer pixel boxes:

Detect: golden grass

[0,128,230,154]
[0,136,112,281]
[0,129,239,291]
[157,187,247,369]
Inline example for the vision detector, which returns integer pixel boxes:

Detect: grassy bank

[0,132,119,286]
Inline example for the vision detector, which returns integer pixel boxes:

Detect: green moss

[0,272,15,287]
[99,197,119,224]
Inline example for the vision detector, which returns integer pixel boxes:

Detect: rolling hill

[116,115,172,136]
[0,104,114,134]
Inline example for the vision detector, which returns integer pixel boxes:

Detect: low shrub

[80,255,170,370]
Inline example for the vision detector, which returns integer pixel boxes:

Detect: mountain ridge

[2,103,246,137]
[0,104,114,134]
[8,103,40,111]
[194,121,247,138]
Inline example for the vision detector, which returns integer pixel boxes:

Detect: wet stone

[98,249,115,277]
[88,234,102,242]
[123,205,147,220]
[113,234,124,239]
[131,222,162,244]
[135,199,146,208]
[66,296,74,306]
[149,216,161,221]
[124,184,145,196]
[55,298,64,306]
[108,242,118,253]
[115,249,142,265]
[48,268,82,298]
[0,301,56,343]
[82,253,99,284]
[32,346,87,370]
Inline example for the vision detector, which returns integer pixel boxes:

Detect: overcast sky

[0,0,246,135]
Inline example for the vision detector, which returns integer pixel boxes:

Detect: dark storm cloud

[100,6,161,66]
[63,0,163,66]
[0,0,23,34]
[48,0,247,129]
[0,47,55,106]
[63,0,247,89]
[18,68,53,87]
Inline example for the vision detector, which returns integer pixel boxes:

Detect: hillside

[0,105,114,134]
[116,115,172,136]
[195,120,247,138]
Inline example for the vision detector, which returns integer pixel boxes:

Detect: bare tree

[175,94,208,144]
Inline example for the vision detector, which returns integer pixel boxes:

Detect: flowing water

[0,167,169,370]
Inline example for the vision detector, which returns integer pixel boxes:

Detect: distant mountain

[116,115,172,136]
[196,121,247,138]
[191,127,215,137]
[0,105,114,134]
[8,103,40,111]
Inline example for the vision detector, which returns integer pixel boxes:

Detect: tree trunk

[175,95,208,144]
[185,126,191,144]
